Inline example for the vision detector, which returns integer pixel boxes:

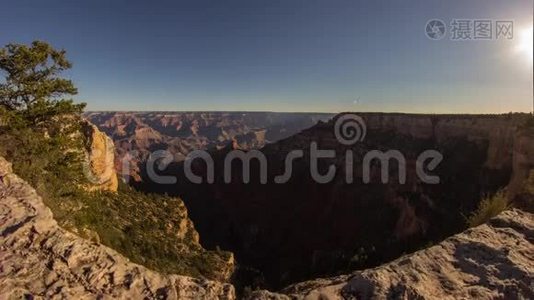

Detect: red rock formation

[85,111,333,182]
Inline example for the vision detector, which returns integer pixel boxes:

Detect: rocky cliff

[249,208,534,299]
[82,120,118,192]
[138,113,533,289]
[1,147,531,299]
[0,156,235,299]
[85,111,333,182]
[361,113,525,170]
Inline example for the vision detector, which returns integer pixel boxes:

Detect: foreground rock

[0,157,234,299]
[249,208,534,299]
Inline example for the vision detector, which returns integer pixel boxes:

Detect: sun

[516,25,533,63]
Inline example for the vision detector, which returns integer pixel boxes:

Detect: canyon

[89,112,534,291]
[84,111,334,182]
[1,151,532,299]
[1,111,532,299]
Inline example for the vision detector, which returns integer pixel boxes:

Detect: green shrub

[467,191,509,227]
[61,187,232,280]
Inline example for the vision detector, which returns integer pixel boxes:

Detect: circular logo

[425,19,446,40]
[334,114,366,145]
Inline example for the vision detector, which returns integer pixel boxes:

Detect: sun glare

[516,25,533,63]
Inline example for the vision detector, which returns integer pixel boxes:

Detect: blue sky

[1,0,532,112]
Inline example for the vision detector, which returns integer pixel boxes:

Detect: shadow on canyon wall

[132,113,529,290]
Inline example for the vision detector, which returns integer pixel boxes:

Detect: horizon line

[84,110,534,116]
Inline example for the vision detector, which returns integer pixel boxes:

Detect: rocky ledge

[250,208,534,299]
[0,156,234,299]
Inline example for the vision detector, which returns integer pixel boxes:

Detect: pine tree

[0,40,86,126]
[0,41,88,192]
